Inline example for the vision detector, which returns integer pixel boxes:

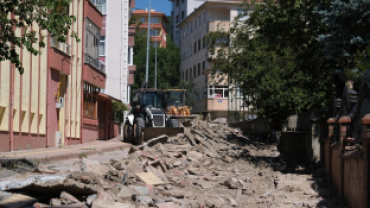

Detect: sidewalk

[0,137,132,163]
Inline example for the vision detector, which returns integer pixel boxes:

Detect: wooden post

[361,114,370,208]
[338,116,351,196]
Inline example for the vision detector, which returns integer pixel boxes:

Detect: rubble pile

[0,119,346,208]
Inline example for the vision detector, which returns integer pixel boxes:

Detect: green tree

[132,25,180,90]
[207,0,332,119]
[0,0,79,74]
[176,79,199,108]
[316,0,370,81]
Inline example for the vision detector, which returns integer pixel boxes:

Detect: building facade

[177,0,255,120]
[0,0,125,152]
[100,0,136,105]
[132,9,169,48]
[169,0,205,46]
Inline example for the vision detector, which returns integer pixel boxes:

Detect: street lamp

[145,0,151,83]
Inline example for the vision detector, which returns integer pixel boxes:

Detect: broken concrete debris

[0,117,345,207]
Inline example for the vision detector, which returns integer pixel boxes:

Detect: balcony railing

[50,37,71,56]
[207,21,230,33]
[89,0,104,13]
[84,53,105,73]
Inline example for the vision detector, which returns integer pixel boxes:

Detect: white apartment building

[169,0,205,46]
[177,0,255,121]
[100,0,136,104]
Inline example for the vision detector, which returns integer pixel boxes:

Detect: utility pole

[145,0,151,83]
[155,40,157,89]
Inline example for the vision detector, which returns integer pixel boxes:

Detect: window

[193,66,196,77]
[198,39,201,51]
[176,15,179,23]
[128,47,131,64]
[140,17,145,23]
[198,63,201,75]
[194,42,197,53]
[186,24,189,34]
[195,18,198,29]
[83,83,98,119]
[150,30,159,37]
[236,87,243,98]
[199,16,201,25]
[190,21,193,32]
[202,61,206,71]
[101,0,107,14]
[190,68,192,79]
[190,44,193,55]
[203,36,206,48]
[151,17,159,23]
[175,31,179,40]
[182,27,186,38]
[204,12,206,24]
[208,85,229,98]
[237,8,249,21]
[176,0,179,7]
[181,11,185,20]
[186,69,188,80]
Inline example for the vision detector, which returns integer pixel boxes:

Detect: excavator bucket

[141,127,185,142]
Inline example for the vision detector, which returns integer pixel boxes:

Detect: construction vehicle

[164,89,197,124]
[123,87,182,145]
[123,87,196,145]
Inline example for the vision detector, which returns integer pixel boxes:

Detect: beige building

[177,0,255,121]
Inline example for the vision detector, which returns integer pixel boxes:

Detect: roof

[177,0,252,27]
[132,10,169,23]
[97,93,122,102]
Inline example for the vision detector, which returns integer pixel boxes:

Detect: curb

[13,143,132,163]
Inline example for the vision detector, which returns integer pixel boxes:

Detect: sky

[134,0,172,16]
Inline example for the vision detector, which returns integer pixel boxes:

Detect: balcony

[49,37,71,75]
[207,21,230,33]
[50,37,71,56]
[85,0,103,29]
[206,47,229,61]
[84,54,105,73]
[83,54,106,89]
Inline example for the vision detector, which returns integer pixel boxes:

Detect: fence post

[361,114,370,208]
[338,116,351,196]
[326,118,336,177]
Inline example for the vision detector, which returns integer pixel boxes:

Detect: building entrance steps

[0,137,131,163]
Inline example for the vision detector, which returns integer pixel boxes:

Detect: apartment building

[0,0,125,152]
[177,0,255,120]
[169,0,205,46]
[132,9,169,48]
[100,0,136,105]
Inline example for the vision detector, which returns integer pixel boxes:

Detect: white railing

[50,37,71,56]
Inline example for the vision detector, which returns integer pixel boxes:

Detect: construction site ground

[0,119,347,208]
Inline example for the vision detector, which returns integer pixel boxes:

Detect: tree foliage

[316,0,370,81]
[0,0,78,74]
[132,22,180,90]
[207,0,334,119]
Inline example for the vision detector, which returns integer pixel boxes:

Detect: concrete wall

[105,0,129,103]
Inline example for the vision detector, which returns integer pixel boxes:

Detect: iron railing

[84,53,105,73]
[50,37,71,56]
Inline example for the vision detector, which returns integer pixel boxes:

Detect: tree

[132,24,180,90]
[0,0,79,74]
[316,0,370,82]
[207,0,333,119]
[176,79,199,109]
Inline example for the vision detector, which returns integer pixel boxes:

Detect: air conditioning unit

[56,97,64,108]
[55,131,62,147]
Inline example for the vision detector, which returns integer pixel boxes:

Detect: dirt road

[0,119,346,208]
